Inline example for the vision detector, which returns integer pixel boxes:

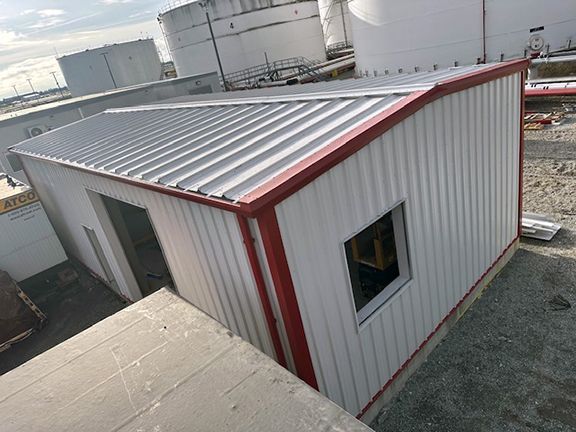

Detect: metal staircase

[224,57,326,89]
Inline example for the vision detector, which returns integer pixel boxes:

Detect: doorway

[99,195,173,298]
[83,225,121,295]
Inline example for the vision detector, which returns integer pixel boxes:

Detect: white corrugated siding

[274,73,521,414]
[0,200,67,282]
[21,157,277,360]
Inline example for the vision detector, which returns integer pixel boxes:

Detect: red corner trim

[256,207,319,390]
[240,59,530,215]
[525,87,576,97]
[357,236,520,419]
[236,214,288,368]
[518,71,526,237]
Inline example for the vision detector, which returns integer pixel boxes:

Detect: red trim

[240,59,530,215]
[357,236,520,419]
[237,214,288,368]
[525,87,576,97]
[256,207,319,390]
[518,71,526,237]
[14,153,248,216]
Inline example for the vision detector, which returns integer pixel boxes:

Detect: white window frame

[343,202,411,325]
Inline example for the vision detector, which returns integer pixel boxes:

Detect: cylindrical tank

[157,0,327,79]
[318,0,352,49]
[349,0,576,76]
[57,39,163,97]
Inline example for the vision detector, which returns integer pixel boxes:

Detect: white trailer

[0,174,66,282]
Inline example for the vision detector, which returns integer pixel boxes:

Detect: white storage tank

[349,0,576,76]
[57,39,163,97]
[157,0,327,78]
[318,0,352,49]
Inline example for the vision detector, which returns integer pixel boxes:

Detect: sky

[0,0,171,99]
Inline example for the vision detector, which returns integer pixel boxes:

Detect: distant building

[57,39,163,97]
[11,60,526,422]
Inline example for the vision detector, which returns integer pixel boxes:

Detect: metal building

[0,73,221,181]
[10,60,527,422]
[57,39,163,97]
[0,174,66,282]
[157,0,327,79]
[349,0,576,77]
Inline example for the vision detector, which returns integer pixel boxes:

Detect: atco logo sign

[0,190,39,214]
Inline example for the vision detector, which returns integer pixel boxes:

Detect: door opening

[83,225,121,295]
[100,195,173,298]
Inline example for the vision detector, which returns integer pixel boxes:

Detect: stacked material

[0,270,46,352]
[521,212,561,241]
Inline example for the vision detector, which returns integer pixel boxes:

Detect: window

[5,154,23,173]
[344,203,410,324]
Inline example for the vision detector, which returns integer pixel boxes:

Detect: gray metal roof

[153,63,493,105]
[12,64,495,203]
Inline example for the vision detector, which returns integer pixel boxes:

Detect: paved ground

[0,261,126,375]
[372,111,576,431]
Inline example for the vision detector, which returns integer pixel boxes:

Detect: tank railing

[224,57,325,87]
[159,0,196,15]
[326,41,354,59]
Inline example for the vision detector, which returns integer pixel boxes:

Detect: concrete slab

[0,289,373,432]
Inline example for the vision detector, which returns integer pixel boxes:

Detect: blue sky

[0,0,170,98]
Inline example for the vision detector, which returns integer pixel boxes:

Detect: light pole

[50,71,65,97]
[12,85,19,98]
[26,78,36,94]
[199,0,227,91]
[100,52,118,89]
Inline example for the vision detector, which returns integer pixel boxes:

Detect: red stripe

[240,59,530,215]
[525,87,576,97]
[357,236,520,419]
[256,207,319,390]
[236,214,288,368]
[518,71,526,237]
[15,153,248,215]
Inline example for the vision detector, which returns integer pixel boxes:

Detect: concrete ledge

[360,237,520,424]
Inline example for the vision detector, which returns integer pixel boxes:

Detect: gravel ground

[372,111,576,431]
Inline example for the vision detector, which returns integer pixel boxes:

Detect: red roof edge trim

[525,87,576,97]
[14,153,248,215]
[241,59,530,215]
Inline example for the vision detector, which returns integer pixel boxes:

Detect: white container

[57,39,162,97]
[349,0,576,76]
[0,174,66,281]
[158,0,327,78]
